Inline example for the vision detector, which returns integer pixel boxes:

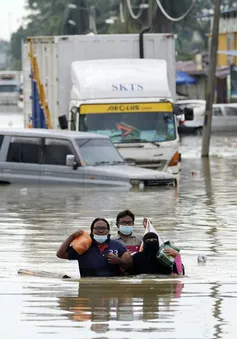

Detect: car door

[224,106,237,132]
[1,135,42,184]
[41,138,87,185]
[212,106,224,132]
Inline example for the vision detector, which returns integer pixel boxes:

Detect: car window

[212,107,223,116]
[0,135,3,150]
[225,107,237,116]
[44,138,75,166]
[75,138,124,166]
[6,136,41,164]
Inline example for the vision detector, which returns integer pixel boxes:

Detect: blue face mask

[119,225,133,236]
[93,234,108,243]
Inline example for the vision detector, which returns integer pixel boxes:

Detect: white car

[176,100,237,134]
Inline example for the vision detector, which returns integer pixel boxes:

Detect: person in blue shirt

[56,218,132,277]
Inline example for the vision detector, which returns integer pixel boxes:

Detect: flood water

[1,110,237,338]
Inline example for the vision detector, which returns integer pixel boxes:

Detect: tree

[10,0,236,68]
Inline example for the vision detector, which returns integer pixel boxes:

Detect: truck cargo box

[23,34,176,129]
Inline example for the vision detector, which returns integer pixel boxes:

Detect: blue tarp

[176,71,196,85]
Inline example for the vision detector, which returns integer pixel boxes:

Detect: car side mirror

[184,107,194,121]
[66,154,78,170]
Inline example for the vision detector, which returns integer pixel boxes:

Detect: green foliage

[10,0,236,67]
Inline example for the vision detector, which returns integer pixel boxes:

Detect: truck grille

[134,160,167,171]
[144,178,176,187]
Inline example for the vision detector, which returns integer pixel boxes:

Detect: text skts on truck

[23,32,193,174]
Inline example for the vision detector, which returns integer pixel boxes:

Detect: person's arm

[163,248,184,275]
[56,230,83,259]
[107,251,133,269]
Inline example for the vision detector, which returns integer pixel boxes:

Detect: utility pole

[123,0,129,33]
[148,0,153,29]
[201,0,221,157]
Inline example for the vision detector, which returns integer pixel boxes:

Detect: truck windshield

[75,138,125,166]
[0,85,18,93]
[78,104,176,143]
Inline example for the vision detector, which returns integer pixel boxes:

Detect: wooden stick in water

[18,269,71,279]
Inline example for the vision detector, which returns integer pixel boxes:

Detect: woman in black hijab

[131,232,181,275]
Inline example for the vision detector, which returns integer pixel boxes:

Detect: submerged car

[176,100,237,134]
[0,129,176,188]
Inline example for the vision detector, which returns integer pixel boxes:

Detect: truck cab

[66,59,191,174]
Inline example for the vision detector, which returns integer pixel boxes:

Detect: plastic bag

[71,230,92,255]
[156,241,180,268]
[139,217,163,252]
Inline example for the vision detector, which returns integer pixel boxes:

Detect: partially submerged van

[0,129,176,188]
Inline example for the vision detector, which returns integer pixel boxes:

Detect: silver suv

[0,129,176,188]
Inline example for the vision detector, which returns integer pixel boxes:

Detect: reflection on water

[58,281,184,322]
[2,279,237,339]
[1,134,237,338]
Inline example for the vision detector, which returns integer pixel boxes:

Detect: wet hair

[90,218,110,233]
[116,210,135,225]
[143,232,159,243]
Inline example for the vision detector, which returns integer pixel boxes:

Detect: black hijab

[132,232,172,275]
[143,232,160,253]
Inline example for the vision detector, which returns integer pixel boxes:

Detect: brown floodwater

[1,133,237,339]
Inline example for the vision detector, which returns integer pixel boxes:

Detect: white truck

[23,33,192,174]
[0,70,22,105]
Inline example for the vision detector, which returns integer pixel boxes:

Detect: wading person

[115,210,142,253]
[130,232,184,276]
[56,218,132,277]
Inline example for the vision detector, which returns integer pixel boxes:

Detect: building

[176,57,229,102]
[215,8,237,102]
[217,8,237,67]
[176,8,237,103]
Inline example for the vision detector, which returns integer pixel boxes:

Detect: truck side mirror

[173,105,183,115]
[184,107,194,121]
[58,115,68,130]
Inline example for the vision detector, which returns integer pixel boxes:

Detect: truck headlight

[130,179,144,189]
[130,179,140,186]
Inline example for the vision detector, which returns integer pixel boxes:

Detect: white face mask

[93,234,108,243]
[119,225,134,235]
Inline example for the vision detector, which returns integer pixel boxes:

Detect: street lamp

[105,16,118,25]
[68,4,77,10]
[139,4,149,9]
[68,20,77,26]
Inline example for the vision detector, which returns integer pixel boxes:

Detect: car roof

[176,100,206,105]
[0,128,109,140]
[213,103,237,108]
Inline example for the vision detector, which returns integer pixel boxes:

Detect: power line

[126,0,146,20]
[155,0,197,22]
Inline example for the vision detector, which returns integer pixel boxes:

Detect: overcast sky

[0,0,26,41]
